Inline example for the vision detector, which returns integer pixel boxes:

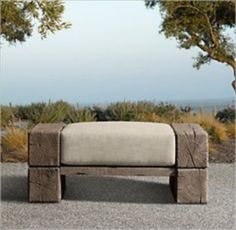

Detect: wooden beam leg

[170,168,208,204]
[28,167,61,202]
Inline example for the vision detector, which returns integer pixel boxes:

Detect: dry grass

[225,122,235,139]
[1,127,28,162]
[136,112,162,122]
[181,113,228,144]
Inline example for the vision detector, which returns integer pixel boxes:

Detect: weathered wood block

[28,167,61,202]
[29,123,65,166]
[60,166,175,176]
[172,123,208,168]
[170,168,208,204]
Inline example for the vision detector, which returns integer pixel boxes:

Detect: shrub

[136,112,162,122]
[15,102,46,122]
[180,105,192,113]
[1,105,15,127]
[36,100,72,124]
[181,113,228,144]
[153,103,182,122]
[215,106,235,123]
[26,100,96,125]
[103,101,182,122]
[66,106,96,123]
[92,106,108,121]
[105,102,139,121]
[3,100,97,126]
[1,127,28,162]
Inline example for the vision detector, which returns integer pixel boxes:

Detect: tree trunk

[232,80,236,92]
[232,66,236,92]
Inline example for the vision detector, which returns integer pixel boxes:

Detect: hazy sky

[1,1,235,105]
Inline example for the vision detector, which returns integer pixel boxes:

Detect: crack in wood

[183,130,196,168]
[29,181,56,191]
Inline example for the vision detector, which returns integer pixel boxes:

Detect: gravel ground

[1,163,235,230]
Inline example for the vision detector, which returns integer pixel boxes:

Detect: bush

[135,112,162,122]
[66,106,96,123]
[1,105,15,127]
[1,127,28,162]
[180,105,192,113]
[153,103,182,122]
[103,101,182,122]
[36,100,72,124]
[215,106,235,123]
[105,102,139,121]
[15,102,46,122]
[26,100,96,125]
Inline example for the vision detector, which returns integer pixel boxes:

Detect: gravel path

[1,163,235,229]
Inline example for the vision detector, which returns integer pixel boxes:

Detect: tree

[0,0,71,43]
[145,0,236,91]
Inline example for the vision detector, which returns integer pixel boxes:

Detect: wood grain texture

[171,123,208,168]
[170,168,208,204]
[28,167,61,202]
[60,166,176,176]
[29,123,65,166]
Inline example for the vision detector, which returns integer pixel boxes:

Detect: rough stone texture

[1,163,234,229]
[28,167,61,202]
[29,123,65,166]
[170,168,208,204]
[172,123,208,168]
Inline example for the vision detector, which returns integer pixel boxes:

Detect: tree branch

[173,4,219,47]
[196,43,236,78]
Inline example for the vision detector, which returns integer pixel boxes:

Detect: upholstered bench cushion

[61,122,176,166]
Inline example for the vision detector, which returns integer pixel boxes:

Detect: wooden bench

[28,122,208,204]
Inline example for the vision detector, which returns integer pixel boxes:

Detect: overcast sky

[1,1,234,105]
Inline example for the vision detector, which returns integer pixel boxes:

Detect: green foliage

[1,0,71,43]
[215,106,235,123]
[105,102,141,121]
[1,105,15,127]
[13,100,96,125]
[146,0,236,80]
[36,100,72,124]
[15,102,46,123]
[66,106,96,123]
[152,102,182,122]
[97,101,182,122]
[180,105,192,113]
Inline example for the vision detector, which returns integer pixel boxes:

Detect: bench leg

[28,167,62,202]
[170,168,208,204]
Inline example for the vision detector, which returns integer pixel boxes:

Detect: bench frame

[28,123,208,204]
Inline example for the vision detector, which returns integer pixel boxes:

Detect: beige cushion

[61,122,176,166]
